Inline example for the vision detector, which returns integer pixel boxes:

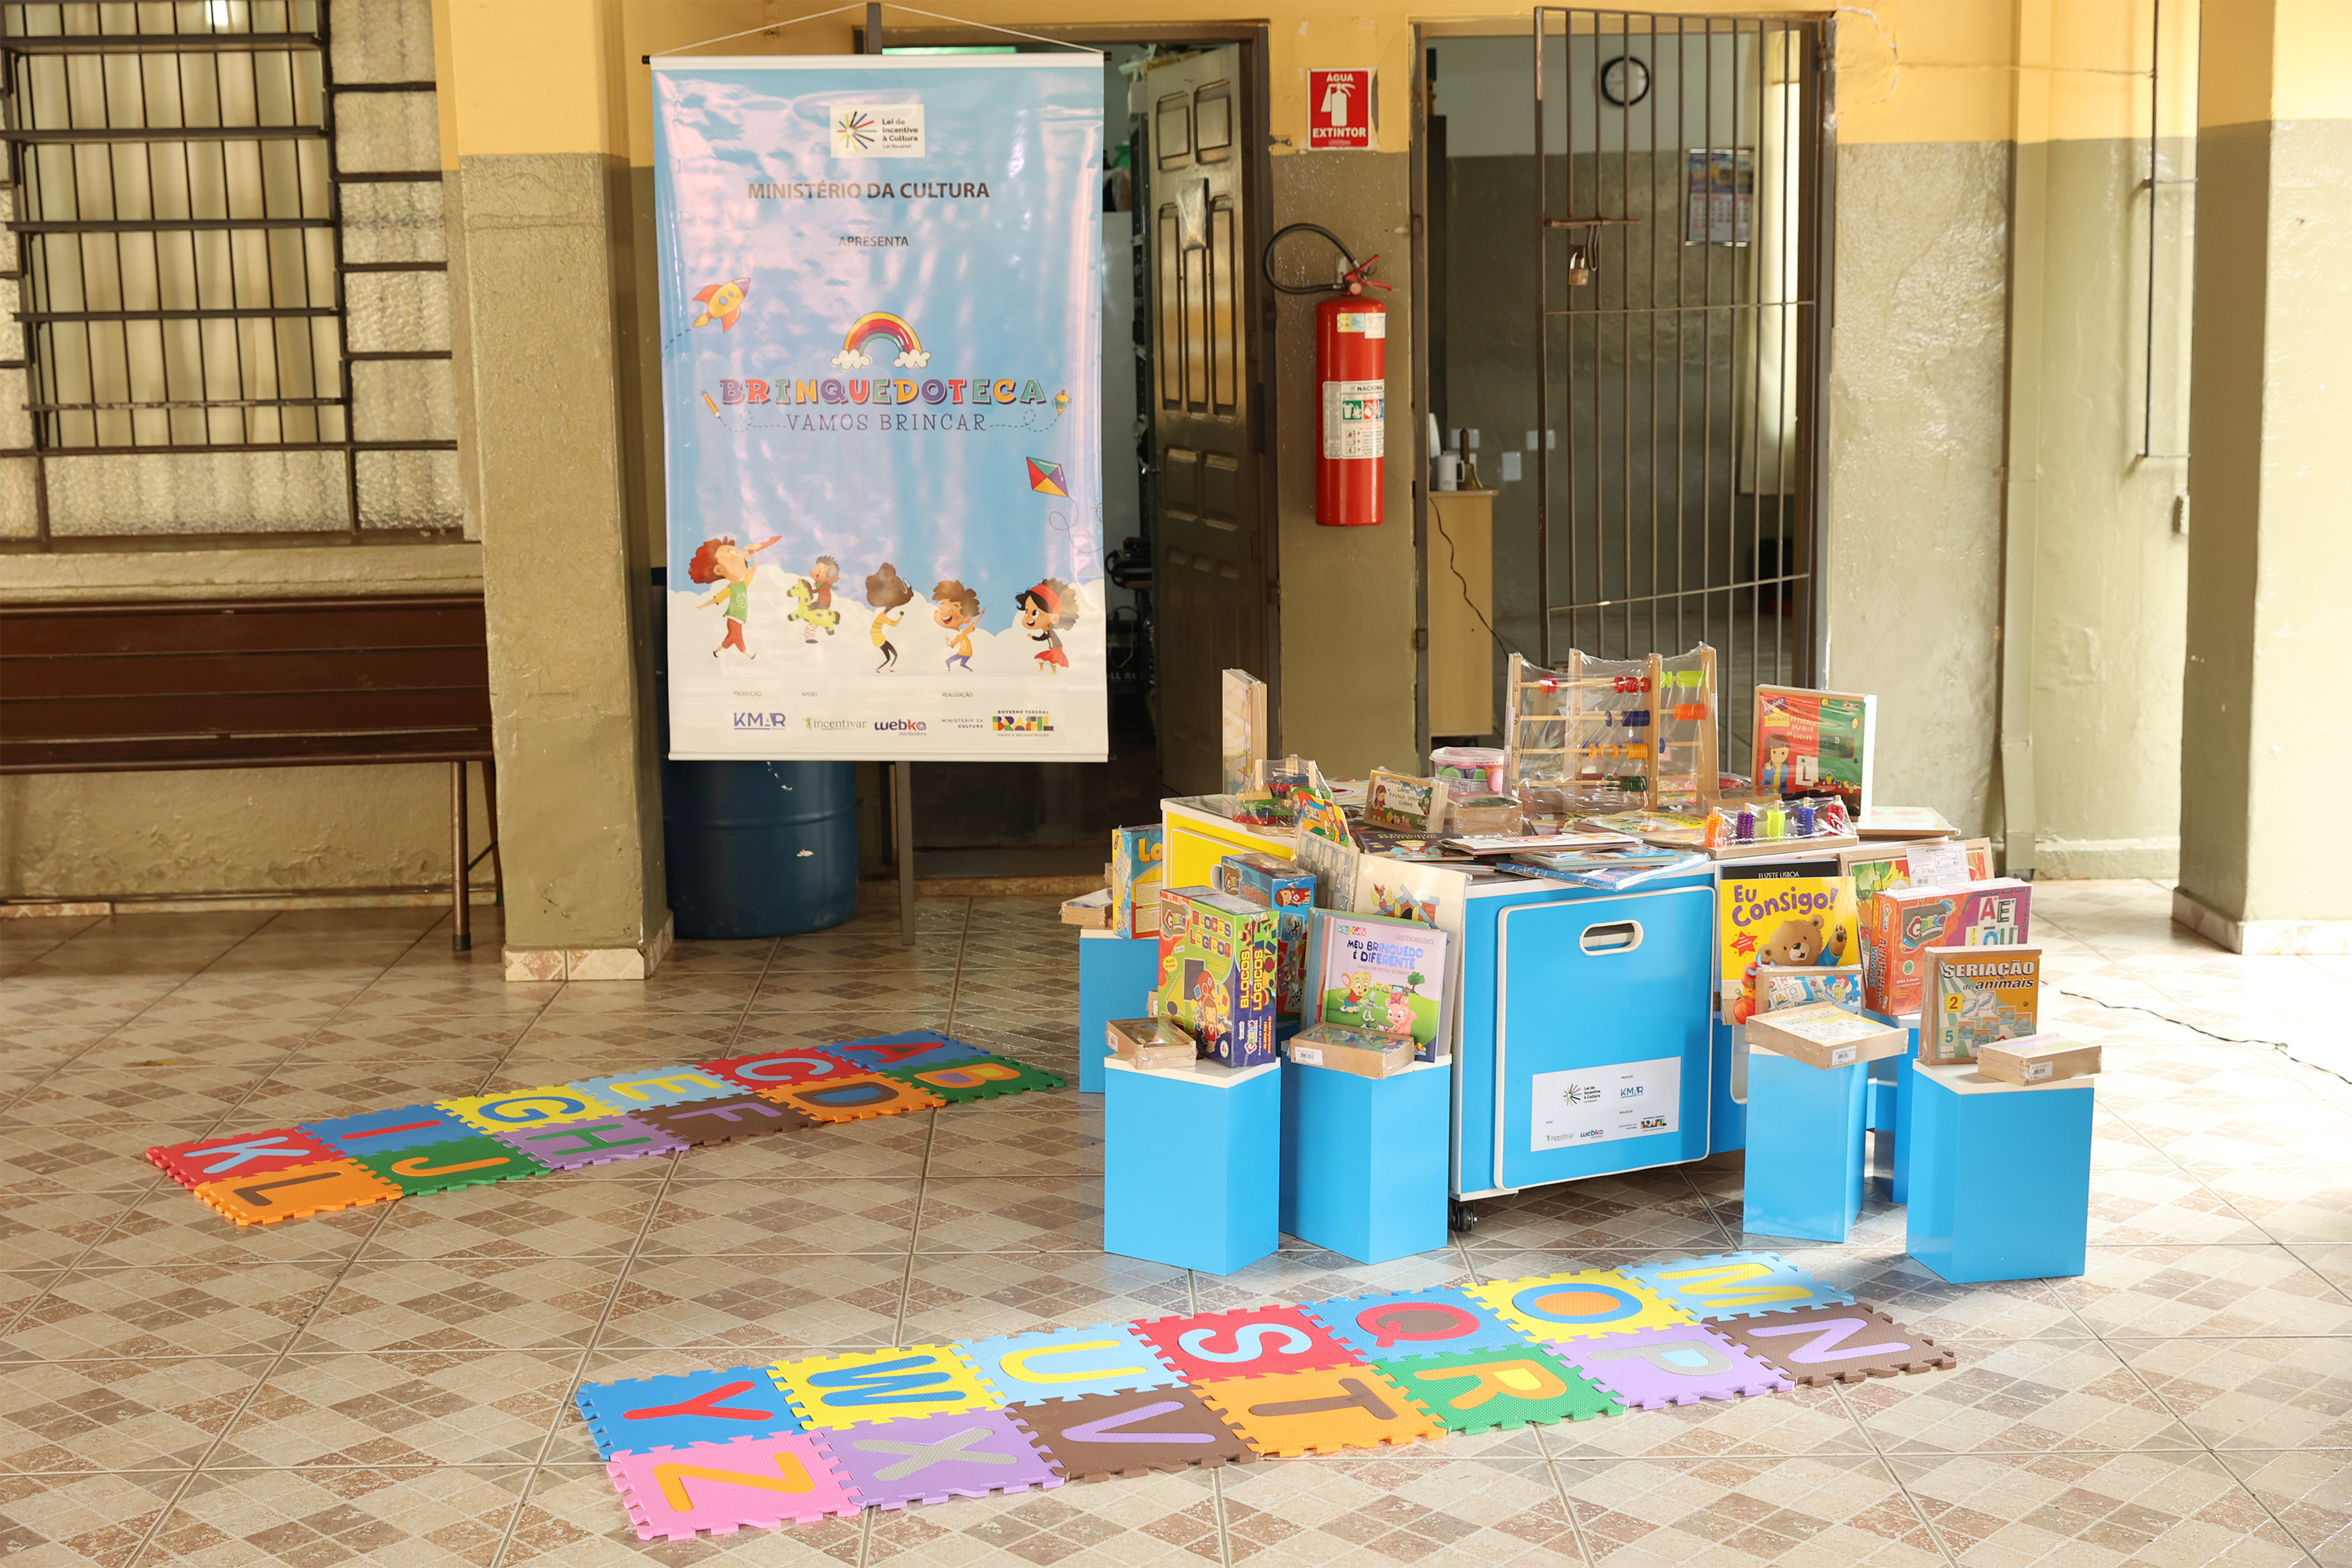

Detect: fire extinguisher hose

[1261,222,1388,296]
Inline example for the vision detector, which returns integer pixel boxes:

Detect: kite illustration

[692,278,750,332]
[1026,457,1069,497]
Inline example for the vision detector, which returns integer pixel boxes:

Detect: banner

[652,56,1104,761]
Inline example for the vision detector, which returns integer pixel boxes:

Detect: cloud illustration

[831,349,874,369]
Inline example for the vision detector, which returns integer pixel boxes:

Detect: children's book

[1861,878,2033,1016]
[1365,769,1450,833]
[1304,909,1451,1062]
[1577,811,1712,849]
[1757,963,1864,1014]
[1220,670,1267,797]
[1718,874,1861,1025]
[1110,824,1163,938]
[1443,830,1636,856]
[1502,846,1709,891]
[1923,944,2041,1063]
[1754,686,1877,816]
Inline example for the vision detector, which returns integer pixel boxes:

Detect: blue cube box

[1906,1059,2093,1283]
[1279,1058,1450,1265]
[1078,930,1160,1094]
[1864,1007,1922,1201]
[1103,1057,1280,1275]
[1740,1047,1867,1243]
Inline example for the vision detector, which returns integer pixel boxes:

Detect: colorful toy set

[1860,877,2033,1015]
[145,1032,1062,1226]
[572,1250,1954,1541]
[1701,794,1859,856]
[1504,644,1719,819]
[1216,851,1316,1033]
[1154,886,1279,1068]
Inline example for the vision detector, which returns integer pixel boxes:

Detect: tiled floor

[2,878,2350,1566]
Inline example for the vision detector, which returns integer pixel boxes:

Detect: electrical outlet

[1500,451,1523,482]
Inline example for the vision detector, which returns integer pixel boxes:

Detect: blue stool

[1740,1047,1867,1243]
[1906,1059,2092,1282]
[1279,1059,1450,1265]
[1104,1057,1280,1275]
[1078,931,1160,1094]
[1864,1008,1922,1202]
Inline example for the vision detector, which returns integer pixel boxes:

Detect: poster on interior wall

[652,55,1105,761]
[1685,147,1752,245]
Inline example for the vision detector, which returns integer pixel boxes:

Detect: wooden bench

[0,594,502,951]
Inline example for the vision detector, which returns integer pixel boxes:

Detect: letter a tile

[818,1408,1061,1509]
[194,1159,403,1227]
[577,1366,804,1457]
[608,1431,858,1540]
[1192,1365,1443,1457]
[1007,1388,1254,1482]
[771,1345,998,1431]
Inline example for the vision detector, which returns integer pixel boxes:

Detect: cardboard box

[1061,888,1114,928]
[1922,943,2041,1063]
[1156,886,1279,1069]
[1283,1021,1416,1079]
[1861,877,2033,1015]
[1218,851,1316,1033]
[1758,963,1863,1014]
[1744,1002,1908,1070]
[1975,1033,2101,1086]
[1107,1015,1200,1071]
[1444,793,1525,837]
[1111,824,1164,938]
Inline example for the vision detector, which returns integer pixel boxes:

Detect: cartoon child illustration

[1759,735,1795,796]
[787,554,843,644]
[1014,577,1079,674]
[931,579,983,671]
[865,563,913,673]
[688,533,783,659]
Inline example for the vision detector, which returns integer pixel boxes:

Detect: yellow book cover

[1719,875,1860,1025]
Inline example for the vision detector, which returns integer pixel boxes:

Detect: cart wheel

[1448,1199,1479,1235]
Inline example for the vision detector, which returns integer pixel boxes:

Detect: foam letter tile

[760,1074,946,1125]
[824,1030,960,1069]
[1133,1306,1364,1385]
[351,1136,548,1196]
[698,1049,866,1091]
[772,1345,1000,1431]
[1618,1251,1858,1322]
[817,1408,1062,1509]
[194,1158,404,1226]
[148,1127,339,1190]
[577,1366,804,1457]
[1463,1269,1692,1344]
[1381,1345,1623,1434]
[884,1056,1065,1104]
[487,1116,685,1171]
[1548,1322,1795,1410]
[1008,1387,1256,1482]
[959,1323,1183,1404]
[1194,1365,1443,1457]
[1705,1302,1955,1385]
[568,1066,742,1112]
[441,1086,621,1134]
[302,1104,479,1159]
[608,1431,858,1540]
[637,1095,811,1148]
[1301,1287,1542,1363]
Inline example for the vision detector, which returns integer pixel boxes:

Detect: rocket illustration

[692,278,750,332]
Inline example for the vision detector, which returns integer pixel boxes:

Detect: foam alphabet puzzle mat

[143,1034,1061,1226]
[571,1250,1959,1542]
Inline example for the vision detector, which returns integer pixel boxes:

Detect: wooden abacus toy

[1505,646,1719,816]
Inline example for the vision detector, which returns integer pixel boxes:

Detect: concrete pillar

[441,0,670,978]
[2176,1,2352,953]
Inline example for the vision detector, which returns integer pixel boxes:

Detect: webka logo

[873,719,929,734]
[732,712,789,729]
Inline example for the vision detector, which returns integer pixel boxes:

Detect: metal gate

[1533,7,1829,776]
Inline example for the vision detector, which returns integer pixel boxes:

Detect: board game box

[1112,824,1163,938]
[1155,887,1278,1069]
[1755,685,1876,815]
[1862,878,2034,1017]
[1218,851,1316,1034]
[1922,943,2042,1063]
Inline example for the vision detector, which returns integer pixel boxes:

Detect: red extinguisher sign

[1308,70,1373,150]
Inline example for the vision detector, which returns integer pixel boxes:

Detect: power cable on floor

[2056,987,2352,1092]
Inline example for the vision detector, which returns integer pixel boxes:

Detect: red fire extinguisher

[1265,224,1392,527]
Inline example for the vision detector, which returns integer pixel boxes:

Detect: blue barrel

[652,571,858,938]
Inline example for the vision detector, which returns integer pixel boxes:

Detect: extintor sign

[1306,69,1373,150]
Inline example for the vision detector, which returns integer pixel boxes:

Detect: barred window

[1,0,456,542]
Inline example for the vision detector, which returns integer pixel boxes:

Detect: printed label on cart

[1530,1057,1680,1151]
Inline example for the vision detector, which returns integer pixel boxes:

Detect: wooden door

[1146,45,1265,795]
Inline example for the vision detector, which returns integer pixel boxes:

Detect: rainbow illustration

[832,310,928,370]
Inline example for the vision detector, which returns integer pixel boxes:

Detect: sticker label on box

[1530,1057,1680,1152]
[2024,1061,2052,1081]
[1829,1045,1857,1067]
[1290,1046,1324,1066]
